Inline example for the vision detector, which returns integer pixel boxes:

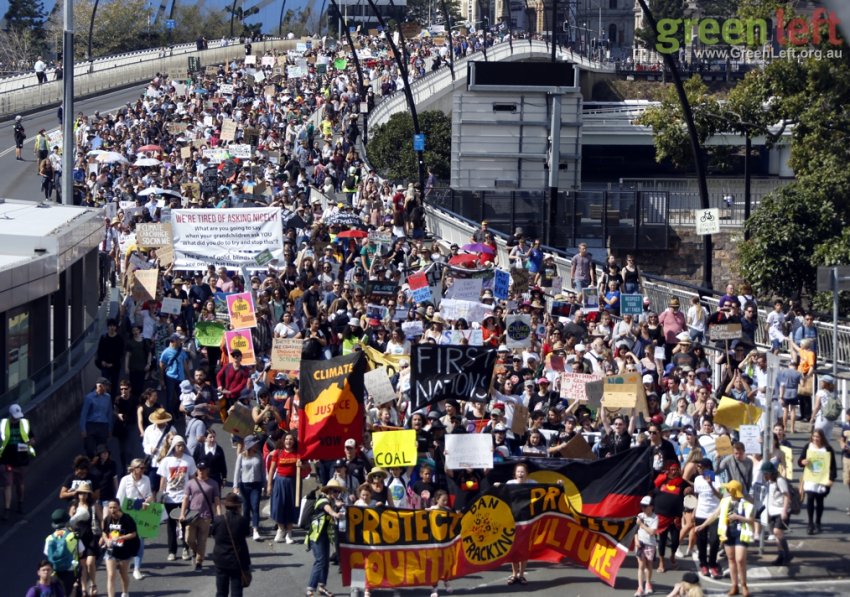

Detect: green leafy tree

[636,75,721,170]
[3,0,45,32]
[367,110,452,183]
[738,187,841,299]
[810,229,850,314]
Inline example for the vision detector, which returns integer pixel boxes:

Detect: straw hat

[75,482,93,494]
[149,408,173,424]
[367,467,388,480]
[321,478,346,493]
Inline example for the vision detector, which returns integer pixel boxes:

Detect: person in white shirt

[635,495,658,596]
[693,459,722,578]
[156,435,196,562]
[762,461,791,565]
[116,458,153,579]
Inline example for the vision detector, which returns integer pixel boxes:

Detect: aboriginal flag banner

[410,345,497,411]
[486,445,653,519]
[340,483,638,590]
[298,352,367,461]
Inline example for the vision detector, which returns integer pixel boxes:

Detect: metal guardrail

[424,201,850,370]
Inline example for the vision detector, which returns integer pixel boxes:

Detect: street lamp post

[87,0,100,65]
[329,0,369,143]
[364,0,426,191]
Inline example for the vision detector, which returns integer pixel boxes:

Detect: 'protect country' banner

[298,352,366,460]
[340,483,637,589]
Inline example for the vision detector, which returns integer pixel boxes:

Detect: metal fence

[429,187,670,251]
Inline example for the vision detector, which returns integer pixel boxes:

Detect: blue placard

[413,133,426,152]
[620,294,644,316]
[165,19,176,30]
[493,269,510,300]
[411,286,432,304]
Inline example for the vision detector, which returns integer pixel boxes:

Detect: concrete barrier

[0,38,298,120]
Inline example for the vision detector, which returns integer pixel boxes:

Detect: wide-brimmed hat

[668,297,680,307]
[149,408,173,424]
[75,482,93,494]
[322,478,346,493]
[431,314,446,325]
[243,435,261,452]
[367,467,387,480]
[724,480,744,499]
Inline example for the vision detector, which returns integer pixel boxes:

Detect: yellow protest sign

[714,397,763,431]
[362,345,409,378]
[780,445,794,480]
[714,435,734,457]
[802,450,830,485]
[372,429,417,468]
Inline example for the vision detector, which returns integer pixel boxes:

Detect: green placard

[122,499,163,540]
[333,58,348,70]
[255,248,273,266]
[620,294,644,316]
[195,321,226,347]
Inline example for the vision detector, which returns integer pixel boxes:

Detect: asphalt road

[0,85,145,202]
[3,417,849,597]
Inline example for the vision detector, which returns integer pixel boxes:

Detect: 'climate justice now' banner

[340,483,637,589]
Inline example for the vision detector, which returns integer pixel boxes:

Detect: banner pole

[296,461,302,504]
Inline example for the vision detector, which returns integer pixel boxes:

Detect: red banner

[340,484,635,589]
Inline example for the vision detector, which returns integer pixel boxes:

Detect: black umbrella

[325,212,366,229]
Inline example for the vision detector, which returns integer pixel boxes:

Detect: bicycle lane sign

[695,208,720,235]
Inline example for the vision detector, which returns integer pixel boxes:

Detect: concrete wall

[0,38,296,120]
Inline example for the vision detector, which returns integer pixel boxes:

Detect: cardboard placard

[713,396,762,430]
[602,372,643,409]
[195,321,225,347]
[364,367,397,406]
[121,499,164,540]
[444,433,494,470]
[220,119,237,142]
[506,314,532,348]
[802,450,830,484]
[157,245,174,267]
[133,269,159,300]
[135,223,172,248]
[557,433,597,460]
[739,424,761,454]
[714,435,733,457]
[226,292,257,329]
[180,146,192,159]
[271,338,302,373]
[222,402,254,436]
[224,329,255,366]
[710,323,743,340]
[511,403,529,435]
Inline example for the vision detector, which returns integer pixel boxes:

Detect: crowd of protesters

[8,29,847,597]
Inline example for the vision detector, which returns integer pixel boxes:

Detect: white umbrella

[95,151,128,164]
[86,149,106,156]
[134,157,161,167]
[138,187,180,198]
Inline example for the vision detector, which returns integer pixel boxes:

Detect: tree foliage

[366,110,452,183]
[636,76,721,169]
[736,51,850,305]
[634,0,687,49]
[3,0,46,33]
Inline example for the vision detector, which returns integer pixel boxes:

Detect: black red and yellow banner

[340,483,637,589]
[298,352,366,461]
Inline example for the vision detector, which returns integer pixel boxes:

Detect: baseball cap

[8,404,23,419]
[642,374,654,384]
[333,458,347,468]
[537,377,550,385]
[640,495,652,506]
[344,438,356,448]
[180,380,193,392]
[196,459,210,469]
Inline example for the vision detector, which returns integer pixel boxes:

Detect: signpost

[695,208,720,235]
[413,134,425,152]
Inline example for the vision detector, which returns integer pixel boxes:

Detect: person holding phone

[692,459,722,579]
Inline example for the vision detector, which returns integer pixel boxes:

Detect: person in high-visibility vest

[696,480,755,597]
[0,403,35,519]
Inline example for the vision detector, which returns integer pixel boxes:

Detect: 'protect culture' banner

[340,483,636,589]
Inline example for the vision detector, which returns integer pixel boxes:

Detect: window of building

[7,308,30,390]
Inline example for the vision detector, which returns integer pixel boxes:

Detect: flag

[298,352,366,460]
[486,445,653,519]
[410,345,497,411]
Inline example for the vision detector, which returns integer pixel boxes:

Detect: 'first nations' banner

[171,208,283,270]
[340,484,636,590]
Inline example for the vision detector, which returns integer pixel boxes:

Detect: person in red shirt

[215,349,250,421]
[653,461,688,573]
[266,432,308,544]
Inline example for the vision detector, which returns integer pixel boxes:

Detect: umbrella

[95,151,128,164]
[138,187,180,198]
[462,242,496,255]
[134,157,161,167]
[448,254,480,266]
[137,144,163,153]
[86,149,106,156]
[325,212,367,229]
[337,229,368,239]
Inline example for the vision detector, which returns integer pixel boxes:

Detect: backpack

[46,530,75,572]
[298,489,317,531]
[787,480,802,515]
[823,394,842,421]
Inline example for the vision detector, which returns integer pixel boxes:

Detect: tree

[738,186,841,300]
[636,76,721,170]
[3,0,45,32]
[405,0,462,27]
[366,110,451,183]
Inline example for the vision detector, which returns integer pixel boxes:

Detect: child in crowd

[636,495,658,596]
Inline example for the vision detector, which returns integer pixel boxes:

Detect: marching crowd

[3,29,848,597]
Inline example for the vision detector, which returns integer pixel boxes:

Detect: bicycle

[699,210,714,223]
